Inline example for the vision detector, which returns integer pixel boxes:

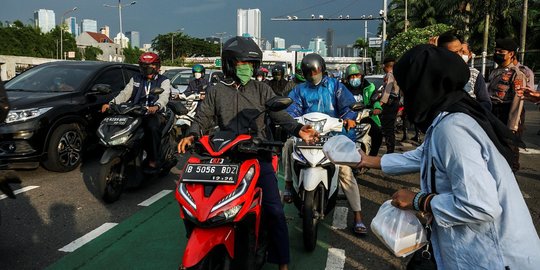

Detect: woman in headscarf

[358,44,540,269]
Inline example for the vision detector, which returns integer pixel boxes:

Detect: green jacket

[346,80,382,127]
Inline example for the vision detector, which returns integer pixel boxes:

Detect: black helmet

[271,65,285,77]
[221,36,262,81]
[301,53,326,84]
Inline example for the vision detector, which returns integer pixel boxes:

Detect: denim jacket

[381,112,540,270]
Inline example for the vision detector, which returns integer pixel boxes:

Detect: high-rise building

[336,44,360,57]
[326,28,334,57]
[114,32,130,48]
[308,37,327,57]
[81,19,98,33]
[100,25,110,38]
[237,9,261,46]
[34,9,55,33]
[273,37,285,49]
[64,17,78,37]
[125,31,140,48]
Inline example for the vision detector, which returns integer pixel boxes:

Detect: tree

[83,46,103,61]
[386,24,453,59]
[151,32,220,66]
[123,45,143,64]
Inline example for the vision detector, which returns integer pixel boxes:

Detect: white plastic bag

[371,200,428,257]
[322,135,361,166]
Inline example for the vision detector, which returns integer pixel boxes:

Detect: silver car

[169,69,223,99]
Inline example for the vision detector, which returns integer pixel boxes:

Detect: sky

[1,0,384,49]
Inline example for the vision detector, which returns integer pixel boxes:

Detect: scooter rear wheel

[303,190,319,251]
[98,157,124,203]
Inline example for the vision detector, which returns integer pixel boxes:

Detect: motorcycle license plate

[182,164,239,184]
[102,116,129,126]
[296,136,329,148]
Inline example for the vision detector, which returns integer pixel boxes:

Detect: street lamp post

[215,32,227,59]
[104,1,136,60]
[60,7,77,60]
[171,28,184,63]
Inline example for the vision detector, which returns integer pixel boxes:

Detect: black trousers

[360,117,383,156]
[381,100,400,153]
[141,113,165,162]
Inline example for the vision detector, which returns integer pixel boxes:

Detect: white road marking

[0,185,39,200]
[325,248,346,270]
[519,148,540,155]
[331,206,349,230]
[59,223,118,252]
[137,190,173,206]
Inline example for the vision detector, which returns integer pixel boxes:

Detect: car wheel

[42,124,85,172]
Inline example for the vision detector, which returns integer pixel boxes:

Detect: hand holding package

[371,200,428,257]
[322,135,361,166]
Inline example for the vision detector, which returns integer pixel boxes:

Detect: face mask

[194,72,202,79]
[236,64,253,85]
[256,76,263,81]
[140,65,157,77]
[350,78,361,88]
[307,73,323,86]
[461,55,469,63]
[493,53,506,65]
[274,75,282,81]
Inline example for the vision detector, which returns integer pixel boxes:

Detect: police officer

[379,58,400,153]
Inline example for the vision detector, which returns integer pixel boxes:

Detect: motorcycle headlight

[211,165,255,212]
[179,183,197,210]
[108,135,130,146]
[221,204,243,220]
[304,119,327,133]
[110,118,139,140]
[5,107,52,123]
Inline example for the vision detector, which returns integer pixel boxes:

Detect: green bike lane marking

[48,174,332,270]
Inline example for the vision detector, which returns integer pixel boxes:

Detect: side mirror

[151,87,165,95]
[350,102,365,112]
[90,84,112,95]
[265,97,293,112]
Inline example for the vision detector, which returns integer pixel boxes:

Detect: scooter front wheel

[303,190,319,251]
[185,245,231,270]
[98,157,124,203]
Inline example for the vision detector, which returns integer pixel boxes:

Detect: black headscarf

[394,44,524,168]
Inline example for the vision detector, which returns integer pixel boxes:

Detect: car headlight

[5,107,52,123]
[304,119,327,133]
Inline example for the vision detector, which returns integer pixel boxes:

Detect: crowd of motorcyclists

[3,31,539,269]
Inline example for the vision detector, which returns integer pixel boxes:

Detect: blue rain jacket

[287,77,357,139]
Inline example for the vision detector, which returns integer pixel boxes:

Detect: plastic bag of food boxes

[322,135,361,166]
[371,200,428,257]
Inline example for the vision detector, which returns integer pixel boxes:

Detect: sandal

[352,221,368,236]
[283,186,293,204]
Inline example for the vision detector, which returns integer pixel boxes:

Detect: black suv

[1,61,139,172]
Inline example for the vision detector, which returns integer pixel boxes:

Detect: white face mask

[256,76,263,81]
[194,72,202,79]
[461,55,469,63]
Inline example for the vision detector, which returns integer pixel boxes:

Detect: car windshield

[365,76,384,90]
[171,73,193,85]
[162,69,185,79]
[5,65,92,92]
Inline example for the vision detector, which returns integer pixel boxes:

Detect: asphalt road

[1,103,539,270]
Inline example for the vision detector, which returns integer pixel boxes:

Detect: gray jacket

[188,79,302,139]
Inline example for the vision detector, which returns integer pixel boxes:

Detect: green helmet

[294,62,305,82]
[345,64,363,79]
[192,64,205,74]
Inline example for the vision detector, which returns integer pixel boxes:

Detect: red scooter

[175,97,290,270]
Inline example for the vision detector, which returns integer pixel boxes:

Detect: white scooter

[174,92,204,140]
[290,112,344,251]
